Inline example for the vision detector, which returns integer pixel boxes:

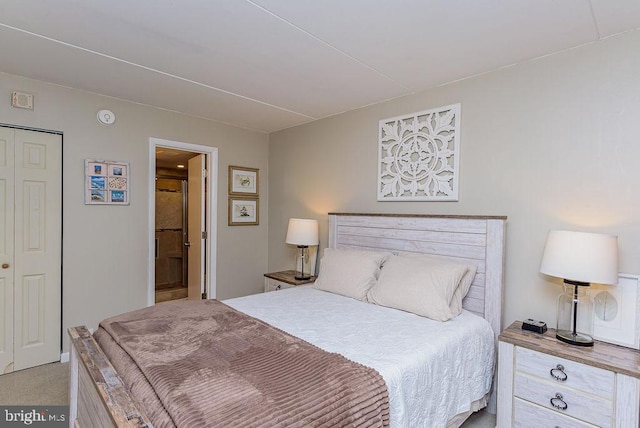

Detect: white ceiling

[0,1,639,133]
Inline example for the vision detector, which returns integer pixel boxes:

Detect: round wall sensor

[97,109,116,125]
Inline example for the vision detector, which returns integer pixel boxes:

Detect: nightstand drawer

[498,322,640,428]
[514,398,598,428]
[516,347,614,399]
[514,372,612,427]
[264,278,293,292]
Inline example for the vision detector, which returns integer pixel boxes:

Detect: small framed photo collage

[85,159,130,205]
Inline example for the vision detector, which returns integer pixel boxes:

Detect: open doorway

[148,138,218,306]
[154,148,194,302]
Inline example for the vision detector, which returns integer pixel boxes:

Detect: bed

[68,213,507,427]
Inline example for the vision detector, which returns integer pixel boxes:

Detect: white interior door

[187,154,205,300]
[0,127,61,373]
[0,127,15,374]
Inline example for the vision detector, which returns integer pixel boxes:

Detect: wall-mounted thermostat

[97,109,116,125]
[11,91,34,110]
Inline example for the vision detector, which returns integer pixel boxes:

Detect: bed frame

[68,213,506,427]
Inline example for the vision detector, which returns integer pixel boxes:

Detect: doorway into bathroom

[149,138,218,305]
[154,152,191,302]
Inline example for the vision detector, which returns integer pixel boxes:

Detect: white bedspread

[224,286,495,427]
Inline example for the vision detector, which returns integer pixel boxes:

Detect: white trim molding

[148,138,218,305]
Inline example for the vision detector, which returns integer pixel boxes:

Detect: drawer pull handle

[275,284,281,290]
[550,393,568,411]
[550,364,567,381]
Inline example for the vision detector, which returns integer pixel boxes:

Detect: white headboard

[328,213,507,340]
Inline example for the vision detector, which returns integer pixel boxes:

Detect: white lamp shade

[539,230,618,285]
[285,218,319,246]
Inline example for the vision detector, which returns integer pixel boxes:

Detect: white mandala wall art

[378,104,460,201]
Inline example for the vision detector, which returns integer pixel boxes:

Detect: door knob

[2,263,9,269]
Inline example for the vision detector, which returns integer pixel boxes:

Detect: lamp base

[294,245,310,281]
[556,330,594,347]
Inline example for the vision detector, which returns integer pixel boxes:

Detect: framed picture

[85,159,129,205]
[109,164,127,177]
[228,197,259,226]
[90,189,106,203]
[88,161,107,176]
[229,166,259,196]
[591,273,640,349]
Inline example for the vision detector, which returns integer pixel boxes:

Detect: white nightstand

[497,321,640,427]
[263,270,316,292]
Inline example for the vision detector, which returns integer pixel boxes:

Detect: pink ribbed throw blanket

[94,299,390,427]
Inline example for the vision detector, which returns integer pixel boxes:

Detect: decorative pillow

[313,248,392,301]
[450,263,477,315]
[398,252,478,316]
[367,254,470,321]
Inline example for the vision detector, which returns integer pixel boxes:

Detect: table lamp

[539,230,618,346]
[285,218,319,280]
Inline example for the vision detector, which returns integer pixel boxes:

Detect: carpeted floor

[0,362,69,405]
[0,362,496,427]
[463,408,497,427]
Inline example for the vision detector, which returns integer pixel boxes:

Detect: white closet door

[0,127,15,374]
[9,128,61,372]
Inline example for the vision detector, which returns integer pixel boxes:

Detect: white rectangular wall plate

[592,273,640,349]
[11,91,34,110]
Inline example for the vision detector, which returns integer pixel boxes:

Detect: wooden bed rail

[68,326,151,428]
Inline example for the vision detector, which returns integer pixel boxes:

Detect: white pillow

[367,254,470,321]
[313,248,391,300]
[399,252,478,316]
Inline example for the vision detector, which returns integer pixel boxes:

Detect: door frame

[148,138,218,306]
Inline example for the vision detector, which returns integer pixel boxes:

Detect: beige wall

[0,72,269,351]
[268,31,640,330]
[3,29,639,355]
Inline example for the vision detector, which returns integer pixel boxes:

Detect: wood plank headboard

[328,213,507,340]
